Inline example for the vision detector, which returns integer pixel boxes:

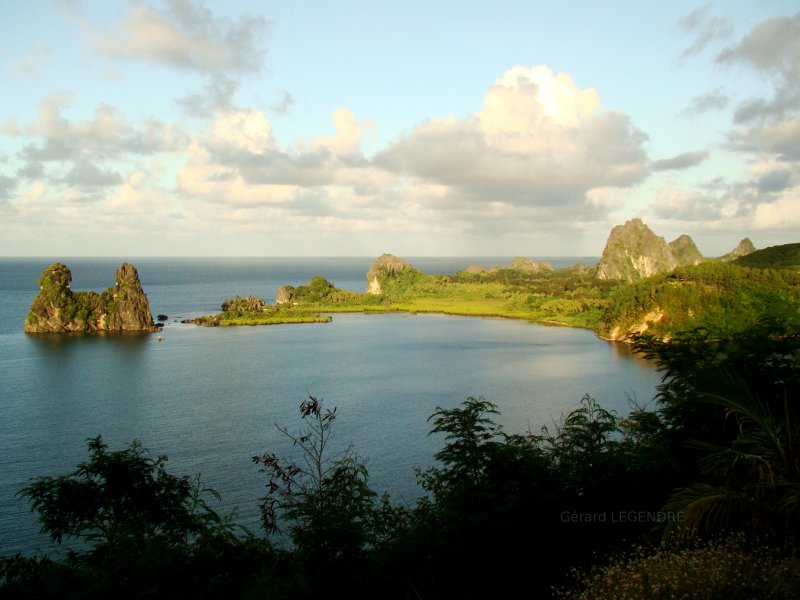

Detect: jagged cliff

[596,219,677,282]
[596,219,705,282]
[25,263,157,333]
[366,254,413,294]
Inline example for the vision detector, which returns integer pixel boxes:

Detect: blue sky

[1,1,798,256]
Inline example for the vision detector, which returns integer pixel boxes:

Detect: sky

[0,1,798,257]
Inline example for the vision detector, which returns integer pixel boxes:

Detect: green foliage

[603,261,800,339]
[419,397,502,493]
[221,295,267,313]
[252,396,406,594]
[4,437,267,599]
[735,242,800,269]
[20,436,236,550]
[634,306,800,544]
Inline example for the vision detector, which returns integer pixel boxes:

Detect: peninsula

[187,219,800,343]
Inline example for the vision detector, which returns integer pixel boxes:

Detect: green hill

[601,258,800,340]
[735,242,800,269]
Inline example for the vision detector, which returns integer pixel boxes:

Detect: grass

[184,311,332,327]
[185,276,610,330]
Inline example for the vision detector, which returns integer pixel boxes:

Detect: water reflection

[26,331,154,351]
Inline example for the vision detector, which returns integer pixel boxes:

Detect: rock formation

[221,295,267,313]
[721,238,756,261]
[596,219,705,282]
[464,264,486,274]
[596,219,676,282]
[275,285,296,305]
[668,234,704,267]
[507,257,555,272]
[25,263,157,333]
[366,254,412,294]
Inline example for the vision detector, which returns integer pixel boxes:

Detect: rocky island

[25,262,158,333]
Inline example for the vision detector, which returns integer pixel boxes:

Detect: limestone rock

[366,254,412,294]
[24,262,157,333]
[222,295,267,312]
[104,263,157,331]
[721,238,756,261]
[275,285,296,305]
[668,234,704,267]
[507,257,554,272]
[464,264,486,274]
[596,219,677,282]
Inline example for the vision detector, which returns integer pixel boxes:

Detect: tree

[4,437,259,599]
[252,396,405,593]
[21,436,234,551]
[634,303,800,544]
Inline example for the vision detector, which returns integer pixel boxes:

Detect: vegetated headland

[182,218,800,343]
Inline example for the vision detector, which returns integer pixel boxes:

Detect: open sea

[0,257,662,556]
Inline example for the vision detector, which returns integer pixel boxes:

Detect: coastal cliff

[25,263,157,333]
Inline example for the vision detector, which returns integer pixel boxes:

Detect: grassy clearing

[186,271,612,330]
[184,311,332,327]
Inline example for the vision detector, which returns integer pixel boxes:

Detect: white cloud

[90,0,268,76]
[653,186,728,221]
[375,65,648,215]
[752,191,800,230]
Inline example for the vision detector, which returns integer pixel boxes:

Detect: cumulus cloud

[653,187,722,221]
[63,159,123,188]
[375,66,648,214]
[728,116,800,161]
[18,95,185,163]
[651,150,709,171]
[169,65,652,248]
[0,93,189,219]
[752,191,800,230]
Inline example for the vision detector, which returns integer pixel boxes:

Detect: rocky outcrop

[366,254,412,294]
[25,263,157,333]
[721,238,756,261]
[275,285,296,305]
[596,219,706,282]
[668,235,704,267]
[607,308,665,341]
[221,295,267,313]
[596,219,676,282]
[464,264,486,274]
[507,257,554,272]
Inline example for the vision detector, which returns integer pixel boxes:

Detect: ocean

[0,257,661,555]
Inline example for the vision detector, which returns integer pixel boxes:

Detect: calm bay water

[0,257,661,555]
